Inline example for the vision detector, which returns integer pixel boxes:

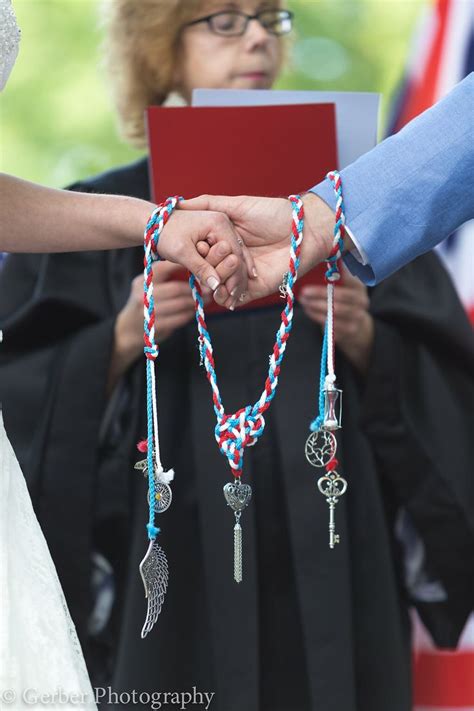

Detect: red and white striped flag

[388,2,474,709]
[412,611,474,711]
[388,0,474,324]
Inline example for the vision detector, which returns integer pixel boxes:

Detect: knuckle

[223,254,238,270]
[168,281,186,297]
[212,212,228,228]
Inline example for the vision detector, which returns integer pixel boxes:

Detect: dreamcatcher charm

[317,462,347,548]
[305,429,337,468]
[135,456,173,514]
[147,481,172,514]
[223,480,252,583]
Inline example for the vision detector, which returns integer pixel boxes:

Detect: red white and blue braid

[143,197,180,540]
[190,195,304,479]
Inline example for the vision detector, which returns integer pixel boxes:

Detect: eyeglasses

[185,9,294,37]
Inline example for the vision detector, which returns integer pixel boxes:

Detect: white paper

[193,89,380,169]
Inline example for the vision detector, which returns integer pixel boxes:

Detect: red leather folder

[147,103,338,313]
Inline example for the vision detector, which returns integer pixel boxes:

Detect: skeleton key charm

[328,499,339,548]
[317,464,347,549]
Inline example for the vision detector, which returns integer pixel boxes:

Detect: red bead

[326,458,339,472]
[136,439,148,453]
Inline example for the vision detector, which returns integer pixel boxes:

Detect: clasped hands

[111,191,370,389]
[156,192,338,310]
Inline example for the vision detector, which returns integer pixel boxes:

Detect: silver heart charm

[223,481,252,513]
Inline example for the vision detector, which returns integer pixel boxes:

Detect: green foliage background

[1,0,425,187]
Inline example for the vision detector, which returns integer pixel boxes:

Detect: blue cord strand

[146,359,159,540]
[310,322,328,432]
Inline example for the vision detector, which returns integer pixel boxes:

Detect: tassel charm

[223,480,252,582]
[234,516,243,583]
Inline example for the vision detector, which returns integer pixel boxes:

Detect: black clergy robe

[1,157,473,711]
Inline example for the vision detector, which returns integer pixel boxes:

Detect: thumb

[185,250,222,292]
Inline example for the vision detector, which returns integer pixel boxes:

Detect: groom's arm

[310,73,474,285]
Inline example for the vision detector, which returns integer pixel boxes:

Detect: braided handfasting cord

[143,196,181,538]
[136,196,183,638]
[310,170,345,432]
[305,170,348,550]
[189,194,304,582]
[189,195,304,480]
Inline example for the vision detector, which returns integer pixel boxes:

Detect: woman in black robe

[1,1,473,709]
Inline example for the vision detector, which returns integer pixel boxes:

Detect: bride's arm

[0,174,251,299]
[0,173,155,252]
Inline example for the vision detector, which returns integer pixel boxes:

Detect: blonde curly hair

[100,0,284,148]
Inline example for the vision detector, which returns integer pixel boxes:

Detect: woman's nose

[244,17,272,47]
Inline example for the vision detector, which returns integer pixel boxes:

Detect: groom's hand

[180,193,335,307]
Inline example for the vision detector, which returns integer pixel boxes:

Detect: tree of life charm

[223,480,252,583]
[305,430,337,468]
[317,467,347,549]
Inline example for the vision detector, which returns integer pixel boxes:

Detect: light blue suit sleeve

[311,73,474,285]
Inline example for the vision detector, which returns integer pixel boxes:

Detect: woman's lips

[237,72,268,81]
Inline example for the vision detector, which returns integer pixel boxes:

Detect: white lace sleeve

[0,0,21,91]
[0,414,97,708]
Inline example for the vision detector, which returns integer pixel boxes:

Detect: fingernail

[214,286,225,301]
[230,287,237,297]
[207,276,220,291]
[252,268,258,278]
[229,304,235,311]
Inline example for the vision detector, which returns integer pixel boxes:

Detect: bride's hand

[156,208,256,304]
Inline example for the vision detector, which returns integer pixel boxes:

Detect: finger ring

[239,292,246,302]
[279,271,290,298]
[237,238,244,246]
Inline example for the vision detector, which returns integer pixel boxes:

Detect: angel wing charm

[139,539,169,638]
